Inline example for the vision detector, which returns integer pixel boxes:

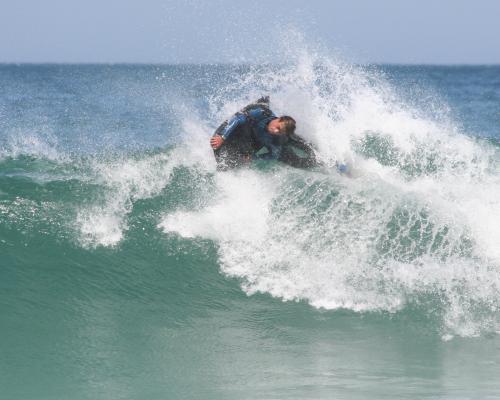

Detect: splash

[76,150,181,248]
[0,128,62,161]
[160,42,500,338]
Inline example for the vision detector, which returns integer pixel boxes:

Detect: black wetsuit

[213,98,317,170]
[279,133,318,169]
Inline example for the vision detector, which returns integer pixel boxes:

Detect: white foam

[159,168,274,243]
[77,205,126,248]
[76,151,178,248]
[160,43,500,337]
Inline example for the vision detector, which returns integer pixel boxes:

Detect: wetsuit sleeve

[218,113,248,141]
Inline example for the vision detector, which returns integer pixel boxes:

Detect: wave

[1,50,499,339]
[161,46,500,338]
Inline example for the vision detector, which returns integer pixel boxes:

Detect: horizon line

[1,61,500,67]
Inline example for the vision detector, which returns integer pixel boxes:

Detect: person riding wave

[210,97,317,170]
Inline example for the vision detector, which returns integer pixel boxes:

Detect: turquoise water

[1,58,500,399]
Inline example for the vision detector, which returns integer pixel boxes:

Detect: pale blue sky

[1,0,499,64]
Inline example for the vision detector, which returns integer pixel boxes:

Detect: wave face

[1,58,500,348]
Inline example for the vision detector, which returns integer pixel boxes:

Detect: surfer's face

[267,119,287,135]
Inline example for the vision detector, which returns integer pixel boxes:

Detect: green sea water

[1,59,500,399]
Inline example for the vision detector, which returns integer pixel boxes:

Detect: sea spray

[76,150,181,248]
[160,49,500,337]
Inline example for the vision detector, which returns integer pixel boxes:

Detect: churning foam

[76,151,180,248]
[75,112,216,248]
[160,45,500,337]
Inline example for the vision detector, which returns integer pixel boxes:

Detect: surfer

[210,97,317,170]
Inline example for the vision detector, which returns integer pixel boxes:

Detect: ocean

[1,58,499,399]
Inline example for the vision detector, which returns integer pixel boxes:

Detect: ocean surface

[1,58,499,399]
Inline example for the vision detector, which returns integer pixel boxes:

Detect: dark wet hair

[278,116,296,134]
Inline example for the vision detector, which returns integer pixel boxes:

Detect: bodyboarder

[210,97,317,170]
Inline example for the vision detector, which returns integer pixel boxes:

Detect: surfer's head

[268,116,296,135]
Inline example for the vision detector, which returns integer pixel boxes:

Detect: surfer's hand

[210,135,224,150]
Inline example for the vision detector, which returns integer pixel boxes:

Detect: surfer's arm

[210,113,248,150]
[210,135,224,149]
[219,113,247,141]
